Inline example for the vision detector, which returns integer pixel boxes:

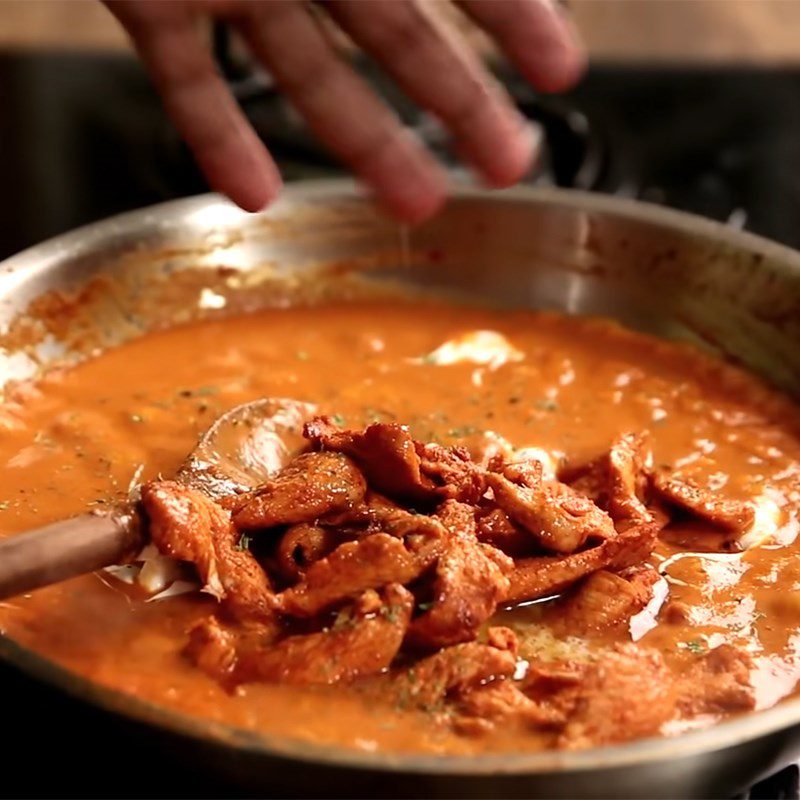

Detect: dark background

[3,52,800,260]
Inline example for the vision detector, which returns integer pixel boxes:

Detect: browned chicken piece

[361,492,448,541]
[523,659,586,694]
[504,520,659,604]
[274,523,343,582]
[606,433,653,523]
[329,491,452,575]
[676,644,755,714]
[184,616,276,684]
[455,657,589,736]
[141,480,275,622]
[648,499,672,531]
[321,490,404,528]
[434,498,477,536]
[500,459,543,489]
[416,441,486,504]
[651,472,755,532]
[561,433,653,525]
[560,459,606,504]
[454,680,566,736]
[548,566,660,635]
[187,584,413,687]
[487,471,616,554]
[408,501,513,649]
[278,533,426,617]
[304,417,438,503]
[324,493,452,581]
[305,490,443,543]
[216,491,253,513]
[475,507,533,557]
[233,451,367,530]
[512,659,589,728]
[184,617,239,681]
[393,626,519,709]
[486,625,518,651]
[555,645,677,749]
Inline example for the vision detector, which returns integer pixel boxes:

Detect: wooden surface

[1,0,800,63]
[573,0,800,63]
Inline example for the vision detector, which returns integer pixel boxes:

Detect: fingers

[109,0,583,222]
[459,0,586,93]
[108,1,281,212]
[325,0,536,189]
[238,1,447,223]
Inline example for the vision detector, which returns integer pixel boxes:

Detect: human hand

[107,0,584,222]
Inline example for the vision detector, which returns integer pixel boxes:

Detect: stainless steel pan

[2,182,800,798]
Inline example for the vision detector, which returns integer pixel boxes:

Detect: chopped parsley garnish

[364,407,394,424]
[331,414,346,426]
[179,386,219,399]
[447,425,479,438]
[534,398,559,412]
[332,610,355,631]
[381,604,402,623]
[678,638,707,655]
[236,533,253,552]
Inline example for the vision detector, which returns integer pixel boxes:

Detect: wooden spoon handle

[0,509,144,601]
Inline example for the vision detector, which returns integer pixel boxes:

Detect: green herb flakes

[534,398,559,412]
[446,425,479,438]
[332,610,355,631]
[179,386,219,399]
[381,604,401,623]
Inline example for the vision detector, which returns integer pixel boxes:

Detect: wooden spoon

[0,397,316,601]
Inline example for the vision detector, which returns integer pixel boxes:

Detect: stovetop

[2,49,800,798]
[3,51,800,258]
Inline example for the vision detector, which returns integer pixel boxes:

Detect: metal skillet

[1,181,800,798]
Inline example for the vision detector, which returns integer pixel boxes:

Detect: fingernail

[521,120,543,165]
[481,118,542,189]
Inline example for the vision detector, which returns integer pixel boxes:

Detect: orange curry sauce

[0,299,799,754]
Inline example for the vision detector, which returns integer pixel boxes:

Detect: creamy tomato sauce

[1,299,799,753]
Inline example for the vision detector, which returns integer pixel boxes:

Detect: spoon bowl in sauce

[0,397,316,601]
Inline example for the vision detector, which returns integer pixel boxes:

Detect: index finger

[109,2,282,212]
